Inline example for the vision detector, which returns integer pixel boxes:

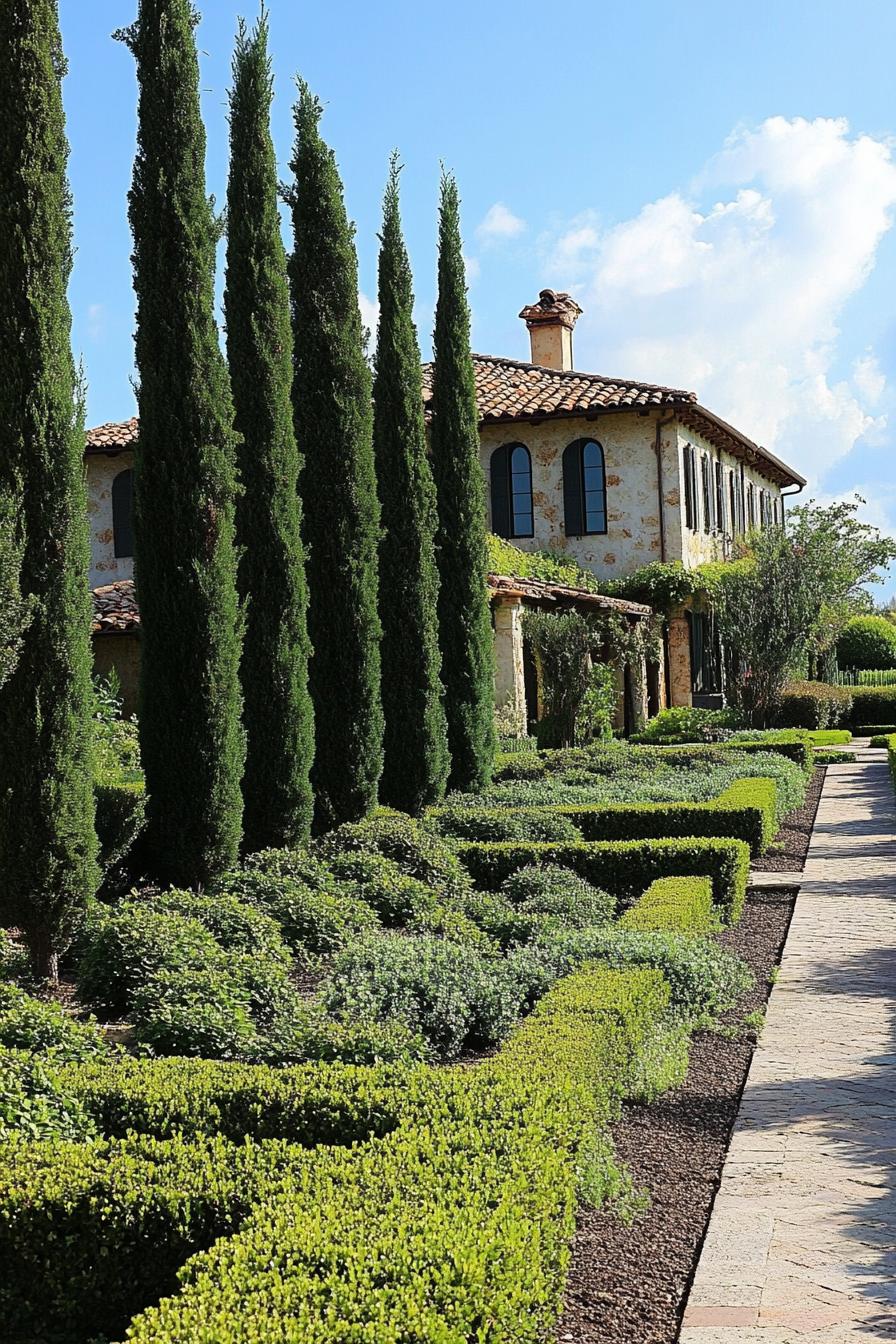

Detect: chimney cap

[519,288,583,330]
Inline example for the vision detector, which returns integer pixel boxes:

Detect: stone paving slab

[679,758,896,1342]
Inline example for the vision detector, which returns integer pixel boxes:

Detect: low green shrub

[145,890,291,963]
[0,1051,97,1141]
[633,705,745,744]
[214,869,379,957]
[456,836,751,924]
[618,877,717,934]
[94,773,146,876]
[406,901,495,951]
[814,749,857,764]
[326,852,440,926]
[724,731,814,776]
[807,729,852,745]
[258,1008,433,1066]
[500,865,616,927]
[428,805,583,843]
[237,847,338,890]
[836,615,896,671]
[315,812,471,897]
[76,904,224,1016]
[454,890,538,949]
[849,686,896,729]
[493,752,547,782]
[870,733,892,748]
[777,680,853,729]
[497,734,539,754]
[322,933,525,1060]
[0,984,111,1061]
[0,929,29,983]
[132,968,260,1060]
[856,723,896,736]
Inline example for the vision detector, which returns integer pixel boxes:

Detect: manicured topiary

[118,0,245,885]
[0,0,99,978]
[225,14,313,850]
[373,156,449,813]
[430,172,495,792]
[500,865,615,927]
[326,852,439,926]
[288,83,383,831]
[836,615,896,671]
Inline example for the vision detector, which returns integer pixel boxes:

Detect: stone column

[667,606,693,707]
[492,598,527,735]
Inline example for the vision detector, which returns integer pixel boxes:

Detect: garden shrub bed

[856,723,896,737]
[848,686,896,728]
[1,966,675,1344]
[431,778,778,857]
[455,836,750,924]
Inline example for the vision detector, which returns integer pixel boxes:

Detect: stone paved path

[679,755,896,1342]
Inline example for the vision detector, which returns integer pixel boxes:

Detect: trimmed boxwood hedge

[455,835,750,924]
[618,877,716,934]
[430,777,777,858]
[856,723,896,737]
[848,687,896,728]
[1,966,672,1344]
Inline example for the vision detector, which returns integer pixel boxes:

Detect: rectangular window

[683,444,696,531]
[729,472,738,536]
[701,455,712,534]
[715,461,725,534]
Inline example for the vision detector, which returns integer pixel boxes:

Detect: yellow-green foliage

[619,877,717,934]
[1,968,670,1343]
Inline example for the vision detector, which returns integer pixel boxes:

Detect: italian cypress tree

[288,83,383,832]
[373,156,449,812]
[430,172,495,792]
[118,1,245,884]
[225,15,313,851]
[0,0,98,979]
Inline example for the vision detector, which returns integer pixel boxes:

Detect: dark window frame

[112,467,134,559]
[490,442,534,540]
[563,437,608,537]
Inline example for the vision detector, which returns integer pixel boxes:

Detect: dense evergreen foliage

[119,0,245,883]
[373,157,449,812]
[225,16,313,850]
[430,173,495,791]
[0,0,98,978]
[836,615,896,671]
[287,84,383,831]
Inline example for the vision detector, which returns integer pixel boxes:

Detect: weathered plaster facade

[493,598,527,735]
[87,451,134,589]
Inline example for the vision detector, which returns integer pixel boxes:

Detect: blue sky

[61,0,896,594]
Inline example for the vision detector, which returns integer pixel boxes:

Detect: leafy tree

[373,156,448,812]
[0,0,98,978]
[118,0,245,883]
[717,498,896,725]
[225,15,313,850]
[430,172,495,791]
[836,615,896,671]
[287,83,383,831]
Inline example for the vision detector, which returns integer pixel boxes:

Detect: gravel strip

[554,885,797,1344]
[751,763,825,872]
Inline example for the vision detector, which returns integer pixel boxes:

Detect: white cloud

[87,302,105,342]
[542,116,896,490]
[358,290,379,343]
[464,253,481,282]
[477,202,526,244]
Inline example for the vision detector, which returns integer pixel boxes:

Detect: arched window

[490,443,533,539]
[562,438,607,536]
[112,467,134,559]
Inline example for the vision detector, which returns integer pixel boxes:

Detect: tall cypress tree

[118,1,245,884]
[288,84,383,832]
[0,0,98,979]
[430,172,495,792]
[373,156,449,812]
[225,15,313,851]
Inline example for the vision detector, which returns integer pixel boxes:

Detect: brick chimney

[519,289,582,371]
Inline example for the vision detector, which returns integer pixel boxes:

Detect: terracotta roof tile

[421,354,696,424]
[92,580,139,634]
[488,572,651,616]
[85,419,138,452]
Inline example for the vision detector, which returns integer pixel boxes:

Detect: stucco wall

[675,424,784,570]
[87,451,134,589]
[92,633,140,718]
[479,410,786,586]
[480,410,679,585]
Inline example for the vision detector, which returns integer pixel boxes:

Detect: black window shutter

[563,442,584,536]
[490,444,512,538]
[683,444,694,529]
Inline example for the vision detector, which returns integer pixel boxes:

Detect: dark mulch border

[751,763,825,872]
[555,885,797,1343]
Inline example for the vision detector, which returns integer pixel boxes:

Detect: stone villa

[85,289,805,729]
